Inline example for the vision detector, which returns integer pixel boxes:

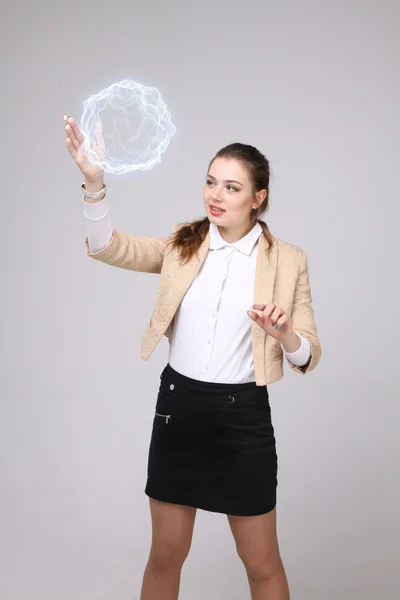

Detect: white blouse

[83,196,311,383]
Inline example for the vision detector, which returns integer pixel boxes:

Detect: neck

[217,221,255,244]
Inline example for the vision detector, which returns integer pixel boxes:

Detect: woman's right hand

[63,115,105,184]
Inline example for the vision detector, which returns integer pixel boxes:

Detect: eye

[226,185,238,192]
[206,179,215,186]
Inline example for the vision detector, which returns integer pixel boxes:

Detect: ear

[253,189,267,208]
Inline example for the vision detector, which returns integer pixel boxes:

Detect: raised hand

[247,303,294,342]
[63,115,105,183]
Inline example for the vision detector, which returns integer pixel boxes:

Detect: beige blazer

[85,224,321,385]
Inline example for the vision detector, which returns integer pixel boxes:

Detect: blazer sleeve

[288,250,321,374]
[84,226,177,274]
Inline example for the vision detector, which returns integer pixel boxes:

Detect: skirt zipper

[155,412,171,424]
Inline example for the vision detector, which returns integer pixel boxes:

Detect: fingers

[65,136,77,160]
[276,314,289,329]
[64,115,84,143]
[63,115,84,150]
[63,115,83,164]
[64,123,80,151]
[253,302,284,325]
[95,121,107,157]
[270,305,284,325]
[252,304,267,311]
[95,121,104,143]
[247,310,263,326]
[251,303,285,326]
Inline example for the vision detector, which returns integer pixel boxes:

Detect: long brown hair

[166,143,273,264]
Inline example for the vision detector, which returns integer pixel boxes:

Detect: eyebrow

[207,174,243,186]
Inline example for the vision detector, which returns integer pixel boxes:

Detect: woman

[64,114,321,600]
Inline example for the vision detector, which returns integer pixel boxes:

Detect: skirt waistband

[160,363,265,397]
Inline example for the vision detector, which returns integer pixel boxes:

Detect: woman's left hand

[247,303,294,342]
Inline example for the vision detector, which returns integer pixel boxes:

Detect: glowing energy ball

[80,79,176,175]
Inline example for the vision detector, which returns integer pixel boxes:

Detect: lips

[210,205,225,212]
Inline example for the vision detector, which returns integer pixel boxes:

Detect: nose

[211,190,223,203]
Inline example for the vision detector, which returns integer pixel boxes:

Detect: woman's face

[203,158,265,230]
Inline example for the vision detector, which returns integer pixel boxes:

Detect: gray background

[1,0,399,598]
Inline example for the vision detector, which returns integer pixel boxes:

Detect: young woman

[64,114,321,600]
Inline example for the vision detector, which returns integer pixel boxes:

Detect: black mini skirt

[145,363,278,517]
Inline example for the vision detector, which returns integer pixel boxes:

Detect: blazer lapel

[252,234,279,352]
[152,229,211,337]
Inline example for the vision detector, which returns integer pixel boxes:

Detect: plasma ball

[80,79,176,175]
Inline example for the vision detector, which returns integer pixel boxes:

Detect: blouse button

[169,384,175,391]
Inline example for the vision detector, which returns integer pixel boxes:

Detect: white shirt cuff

[281,332,311,367]
[83,196,113,253]
[83,195,109,220]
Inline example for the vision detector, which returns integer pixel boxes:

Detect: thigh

[149,498,197,560]
[227,507,280,564]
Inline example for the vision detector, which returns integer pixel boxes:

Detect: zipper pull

[155,411,171,424]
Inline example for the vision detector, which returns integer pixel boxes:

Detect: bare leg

[228,507,290,600]
[140,498,197,600]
